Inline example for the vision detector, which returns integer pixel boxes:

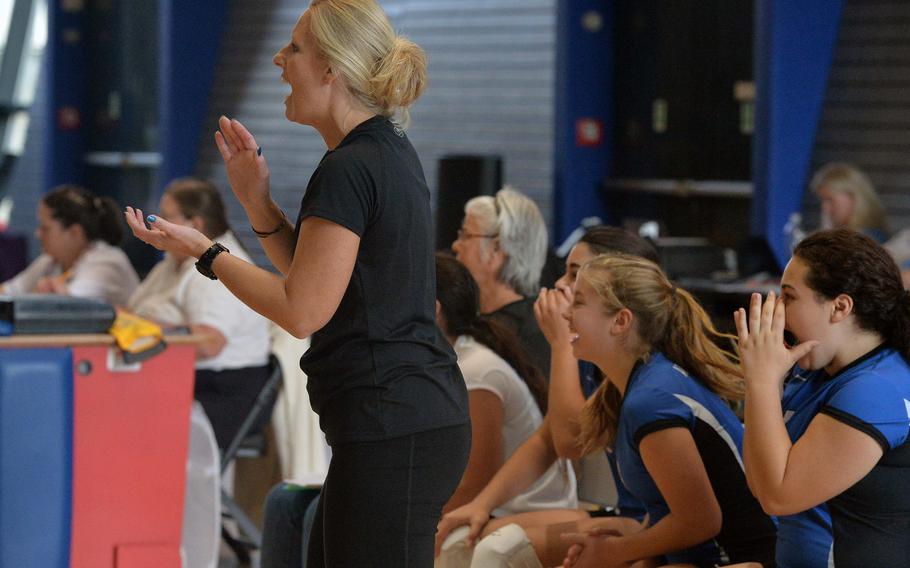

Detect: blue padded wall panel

[752,0,844,267]
[0,348,72,568]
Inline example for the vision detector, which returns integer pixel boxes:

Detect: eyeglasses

[456,228,498,241]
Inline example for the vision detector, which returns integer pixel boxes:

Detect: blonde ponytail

[307,0,428,126]
[579,380,623,454]
[576,254,743,452]
[661,288,744,401]
[370,36,427,125]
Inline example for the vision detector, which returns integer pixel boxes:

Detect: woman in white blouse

[434,253,576,517]
[0,184,138,305]
[129,178,270,448]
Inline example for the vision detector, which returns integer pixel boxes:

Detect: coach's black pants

[307,423,471,567]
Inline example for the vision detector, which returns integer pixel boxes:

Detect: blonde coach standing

[125,1,470,565]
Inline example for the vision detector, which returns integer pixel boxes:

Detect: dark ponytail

[892,290,910,360]
[794,228,910,360]
[435,253,548,413]
[42,185,124,245]
[580,226,660,265]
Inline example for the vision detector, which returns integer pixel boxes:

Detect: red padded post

[69,345,195,568]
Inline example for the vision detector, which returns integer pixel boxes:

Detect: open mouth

[567,324,579,344]
[783,330,797,348]
[280,75,292,101]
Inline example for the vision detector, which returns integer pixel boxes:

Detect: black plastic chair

[220,353,283,564]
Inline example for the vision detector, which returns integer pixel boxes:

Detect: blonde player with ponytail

[561,255,775,568]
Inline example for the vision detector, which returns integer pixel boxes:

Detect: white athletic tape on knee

[469,523,543,568]
[436,525,473,568]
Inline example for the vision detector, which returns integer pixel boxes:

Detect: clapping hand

[734,292,819,389]
[562,529,629,568]
[534,285,573,347]
[214,116,270,208]
[124,207,212,259]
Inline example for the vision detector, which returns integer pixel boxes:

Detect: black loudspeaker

[436,155,502,250]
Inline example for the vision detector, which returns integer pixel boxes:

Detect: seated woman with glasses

[128,178,271,449]
[452,187,551,379]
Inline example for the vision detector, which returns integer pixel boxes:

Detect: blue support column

[45,1,89,188]
[752,0,844,267]
[158,0,230,190]
[44,1,230,204]
[553,1,612,243]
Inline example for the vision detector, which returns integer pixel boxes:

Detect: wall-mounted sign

[575,117,603,147]
[581,10,603,33]
[57,106,81,130]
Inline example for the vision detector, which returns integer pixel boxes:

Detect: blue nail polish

[257,145,262,156]
[146,215,157,223]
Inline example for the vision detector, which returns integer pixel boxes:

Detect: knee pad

[469,523,543,568]
[436,525,473,568]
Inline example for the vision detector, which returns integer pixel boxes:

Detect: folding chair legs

[219,354,283,563]
[221,489,263,566]
[221,526,251,565]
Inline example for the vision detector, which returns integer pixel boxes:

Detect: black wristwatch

[195,242,229,280]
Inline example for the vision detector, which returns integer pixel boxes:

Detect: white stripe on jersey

[673,394,745,470]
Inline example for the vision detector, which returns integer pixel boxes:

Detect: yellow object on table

[109,310,164,356]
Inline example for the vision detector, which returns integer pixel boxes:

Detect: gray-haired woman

[452,187,551,377]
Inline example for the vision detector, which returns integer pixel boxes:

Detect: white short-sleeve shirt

[454,335,577,516]
[128,231,270,371]
[2,240,139,306]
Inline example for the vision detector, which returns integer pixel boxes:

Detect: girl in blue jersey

[562,255,776,568]
[736,228,910,568]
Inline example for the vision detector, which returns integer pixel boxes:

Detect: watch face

[195,243,228,280]
[195,260,215,279]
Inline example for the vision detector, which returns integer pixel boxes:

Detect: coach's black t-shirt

[294,115,469,445]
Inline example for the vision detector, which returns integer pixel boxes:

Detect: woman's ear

[324,65,336,85]
[67,223,87,245]
[830,293,854,324]
[435,299,447,328]
[611,308,635,335]
[486,238,506,271]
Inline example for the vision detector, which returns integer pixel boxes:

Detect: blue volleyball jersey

[614,353,776,566]
[780,346,910,567]
[777,368,835,568]
[580,360,647,520]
